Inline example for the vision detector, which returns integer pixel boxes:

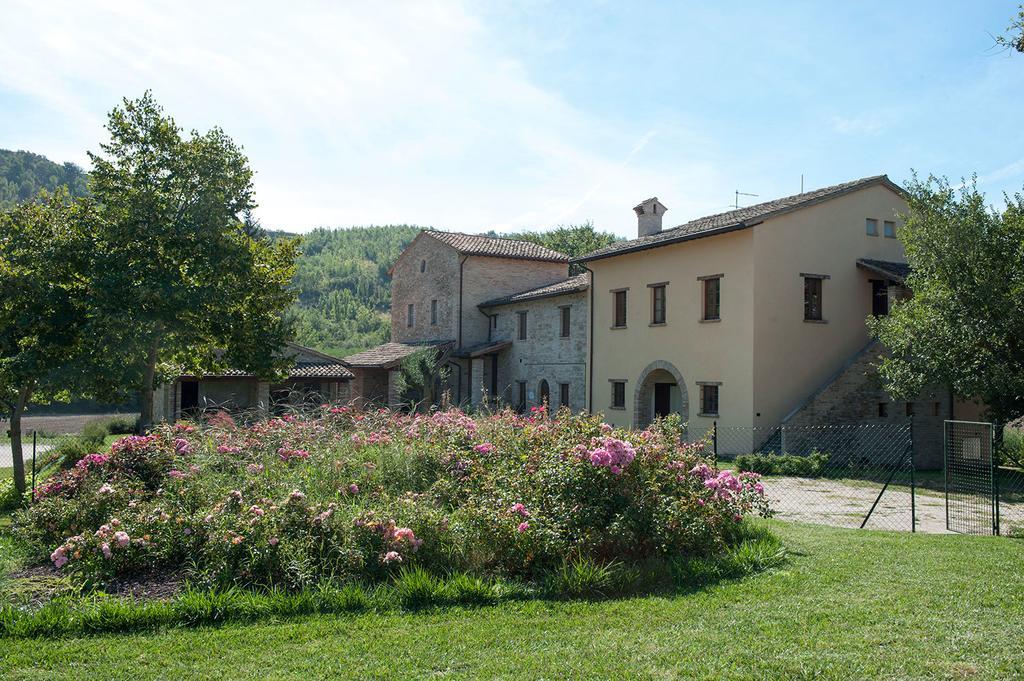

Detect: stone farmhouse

[342,230,588,412]
[345,174,983,468]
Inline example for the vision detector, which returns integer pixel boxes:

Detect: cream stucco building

[344,174,978,467]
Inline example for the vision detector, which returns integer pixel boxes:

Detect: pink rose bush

[14,406,770,589]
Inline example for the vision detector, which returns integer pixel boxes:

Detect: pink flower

[510,503,529,517]
[383,550,402,564]
[348,483,359,494]
[473,443,494,455]
[247,463,265,474]
[113,531,130,548]
[50,547,69,569]
[167,469,185,479]
[173,438,191,454]
[394,527,416,542]
[98,484,114,495]
[269,537,279,546]
[101,543,112,560]
[517,522,530,533]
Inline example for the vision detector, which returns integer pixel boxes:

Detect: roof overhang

[452,340,513,358]
[856,258,910,284]
[572,221,757,264]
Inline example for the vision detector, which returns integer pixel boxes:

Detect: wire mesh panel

[944,420,996,535]
[998,466,1024,536]
[701,422,916,532]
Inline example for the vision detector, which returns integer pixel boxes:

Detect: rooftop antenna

[734,190,758,209]
[801,174,804,193]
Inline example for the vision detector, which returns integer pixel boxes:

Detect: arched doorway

[634,360,689,428]
[539,379,550,407]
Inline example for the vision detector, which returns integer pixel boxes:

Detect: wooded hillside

[2,149,619,357]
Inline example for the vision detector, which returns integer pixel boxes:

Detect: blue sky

[1,1,1021,237]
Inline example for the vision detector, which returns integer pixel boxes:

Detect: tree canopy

[0,190,99,492]
[87,92,299,429]
[870,176,1024,424]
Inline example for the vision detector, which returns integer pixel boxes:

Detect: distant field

[0,414,137,438]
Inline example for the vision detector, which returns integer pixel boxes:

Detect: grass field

[2,522,1022,680]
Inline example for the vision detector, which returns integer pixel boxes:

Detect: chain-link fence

[1,421,132,507]
[998,466,1024,536]
[944,421,996,535]
[696,421,919,532]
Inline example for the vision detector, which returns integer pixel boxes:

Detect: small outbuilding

[153,342,353,422]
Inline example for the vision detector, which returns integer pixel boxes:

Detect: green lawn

[2,522,1023,680]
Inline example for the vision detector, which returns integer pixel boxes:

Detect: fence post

[908,425,915,533]
[780,425,786,454]
[712,420,718,465]
[992,423,999,536]
[31,429,37,506]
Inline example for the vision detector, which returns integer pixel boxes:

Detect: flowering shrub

[13,407,770,589]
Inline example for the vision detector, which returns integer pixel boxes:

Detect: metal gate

[944,420,998,535]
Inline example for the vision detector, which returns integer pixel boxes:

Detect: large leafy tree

[395,347,451,411]
[996,4,1024,54]
[870,176,1024,425]
[87,93,300,430]
[0,191,98,493]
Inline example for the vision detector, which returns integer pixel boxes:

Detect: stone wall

[349,368,390,406]
[390,234,461,344]
[483,288,588,412]
[461,257,569,348]
[781,341,949,469]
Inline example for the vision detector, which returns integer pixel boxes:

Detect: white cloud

[0,0,728,236]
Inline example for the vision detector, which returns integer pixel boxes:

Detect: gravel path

[0,443,55,469]
[766,476,1022,534]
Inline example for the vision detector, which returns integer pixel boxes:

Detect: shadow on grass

[0,525,786,639]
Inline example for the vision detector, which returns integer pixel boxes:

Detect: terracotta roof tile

[576,175,903,262]
[342,341,453,369]
[423,230,569,262]
[479,273,590,308]
[857,258,911,283]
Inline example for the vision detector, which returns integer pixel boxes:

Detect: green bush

[733,450,830,477]
[14,408,773,593]
[103,416,138,436]
[0,477,27,513]
[1000,428,1024,468]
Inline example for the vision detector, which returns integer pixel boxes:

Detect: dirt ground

[765,476,1023,535]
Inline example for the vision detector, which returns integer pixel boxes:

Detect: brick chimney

[634,197,667,237]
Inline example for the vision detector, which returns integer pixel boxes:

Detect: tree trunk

[137,335,160,434]
[9,384,33,495]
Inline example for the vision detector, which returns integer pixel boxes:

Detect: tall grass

[0,524,786,639]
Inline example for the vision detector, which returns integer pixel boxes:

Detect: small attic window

[420,260,426,273]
